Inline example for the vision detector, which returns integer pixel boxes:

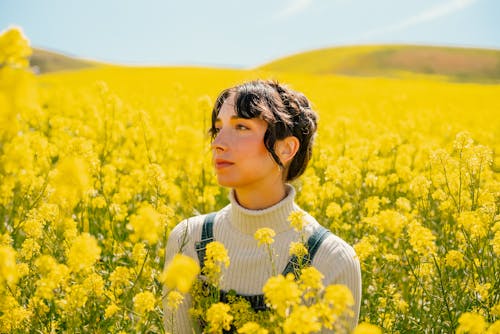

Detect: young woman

[164,80,361,333]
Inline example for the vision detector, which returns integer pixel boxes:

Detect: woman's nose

[211,132,228,152]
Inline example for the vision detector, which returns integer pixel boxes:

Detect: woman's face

[211,94,281,191]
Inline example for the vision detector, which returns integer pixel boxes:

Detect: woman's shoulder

[298,209,358,274]
[169,213,211,239]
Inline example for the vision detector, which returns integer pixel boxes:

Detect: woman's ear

[276,136,300,165]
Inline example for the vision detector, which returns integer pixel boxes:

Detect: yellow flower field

[1,27,499,333]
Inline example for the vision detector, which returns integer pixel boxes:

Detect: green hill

[30,48,98,73]
[257,45,500,83]
[31,45,500,83]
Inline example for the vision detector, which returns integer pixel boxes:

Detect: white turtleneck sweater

[163,185,361,333]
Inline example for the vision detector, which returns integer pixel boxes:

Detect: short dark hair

[209,80,318,181]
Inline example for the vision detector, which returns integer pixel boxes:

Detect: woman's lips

[215,159,234,169]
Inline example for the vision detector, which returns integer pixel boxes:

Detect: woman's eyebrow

[215,115,245,122]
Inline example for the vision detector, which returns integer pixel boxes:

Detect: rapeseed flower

[326,202,342,219]
[254,228,276,246]
[204,241,230,284]
[67,233,101,273]
[0,245,18,286]
[133,291,156,315]
[289,241,308,258]
[0,296,31,332]
[299,267,324,298]
[206,302,233,333]
[487,321,500,334]
[104,303,120,319]
[263,273,301,317]
[283,305,321,334]
[288,210,306,232]
[127,203,163,244]
[166,291,184,310]
[162,254,199,293]
[0,26,32,68]
[237,322,268,334]
[353,322,382,334]
[456,312,487,334]
[322,284,354,316]
[457,211,487,239]
[445,250,465,269]
[407,220,437,256]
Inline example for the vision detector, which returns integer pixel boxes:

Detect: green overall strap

[282,226,331,278]
[195,212,216,269]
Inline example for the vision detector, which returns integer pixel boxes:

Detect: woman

[164,80,361,333]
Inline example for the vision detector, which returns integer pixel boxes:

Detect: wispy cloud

[362,0,478,38]
[274,0,314,20]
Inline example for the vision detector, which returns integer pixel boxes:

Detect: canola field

[1,28,500,333]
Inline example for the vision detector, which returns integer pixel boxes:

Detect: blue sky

[1,0,499,68]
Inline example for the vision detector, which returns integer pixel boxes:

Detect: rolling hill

[31,45,500,83]
[30,48,98,73]
[257,45,500,83]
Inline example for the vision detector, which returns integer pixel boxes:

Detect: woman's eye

[236,124,249,130]
[213,127,221,134]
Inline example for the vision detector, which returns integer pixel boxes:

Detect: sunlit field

[1,28,499,333]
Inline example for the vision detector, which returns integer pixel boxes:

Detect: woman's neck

[233,182,287,210]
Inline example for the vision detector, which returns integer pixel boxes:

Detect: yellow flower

[127,203,163,244]
[364,173,378,188]
[206,302,233,333]
[289,241,308,258]
[487,321,500,334]
[237,322,268,334]
[203,241,230,284]
[132,242,147,263]
[67,233,101,273]
[0,26,32,68]
[395,197,412,212]
[109,266,131,290]
[322,284,354,316]
[162,254,200,293]
[491,230,500,256]
[0,296,32,332]
[409,174,431,199]
[22,217,44,239]
[133,291,156,315]
[353,322,382,334]
[457,211,487,240]
[166,291,184,310]
[456,312,487,334]
[407,220,437,257]
[354,235,378,264]
[51,156,92,209]
[254,228,276,246]
[0,245,18,286]
[283,305,321,334]
[364,196,381,216]
[491,303,500,317]
[445,250,465,269]
[326,202,342,219]
[104,303,120,319]
[475,283,491,301]
[83,272,105,296]
[20,238,40,260]
[62,284,88,312]
[299,267,324,296]
[288,210,306,232]
[263,273,301,317]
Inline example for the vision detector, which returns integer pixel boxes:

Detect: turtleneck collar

[228,184,296,235]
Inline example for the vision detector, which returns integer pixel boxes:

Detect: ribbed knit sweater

[163,185,362,333]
